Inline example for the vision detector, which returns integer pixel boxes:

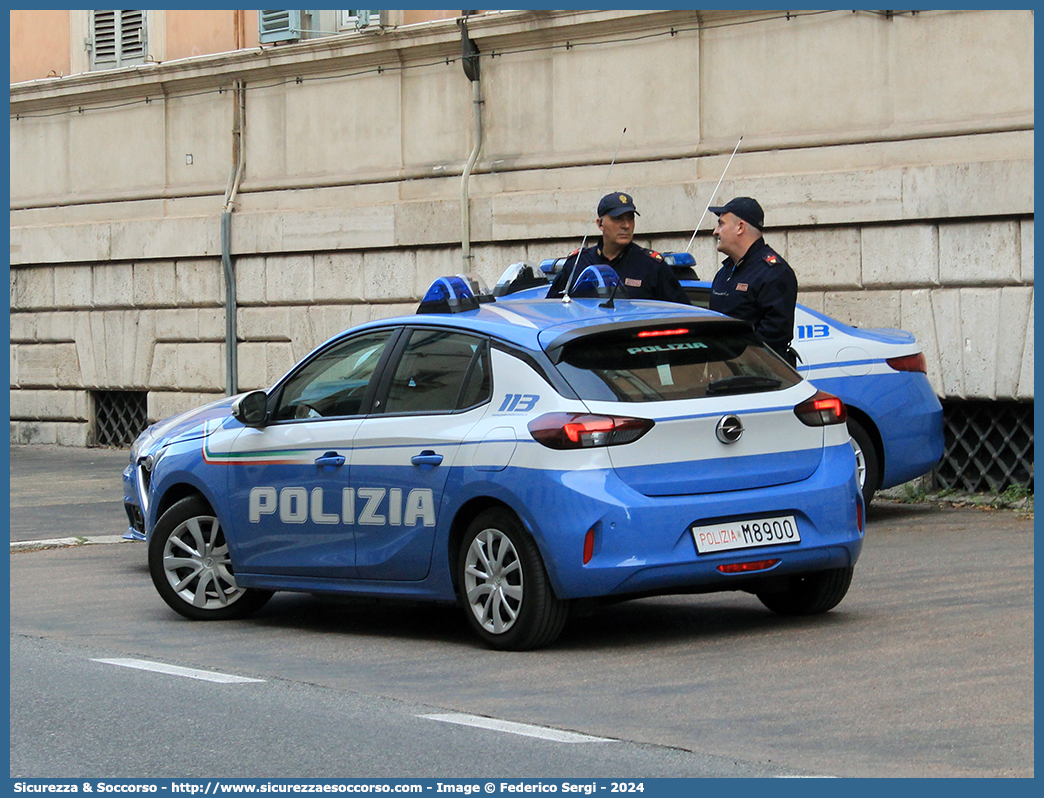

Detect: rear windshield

[555,324,801,402]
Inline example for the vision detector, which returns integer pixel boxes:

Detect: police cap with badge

[709,196,764,229]
[597,192,640,218]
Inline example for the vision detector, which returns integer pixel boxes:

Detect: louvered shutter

[259,10,302,43]
[119,11,146,64]
[91,10,146,70]
[92,11,117,69]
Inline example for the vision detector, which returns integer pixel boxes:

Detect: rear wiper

[706,375,782,395]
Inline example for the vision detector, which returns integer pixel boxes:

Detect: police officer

[547,192,691,305]
[708,197,798,366]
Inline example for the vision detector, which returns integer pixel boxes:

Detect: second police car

[125,266,864,650]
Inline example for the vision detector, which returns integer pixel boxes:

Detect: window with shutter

[259,10,303,43]
[90,10,146,70]
[341,10,381,30]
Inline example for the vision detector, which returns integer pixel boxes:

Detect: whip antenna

[563,127,627,300]
[685,135,743,254]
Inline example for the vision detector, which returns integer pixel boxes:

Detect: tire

[148,496,272,621]
[847,417,880,506]
[756,566,854,616]
[458,508,569,650]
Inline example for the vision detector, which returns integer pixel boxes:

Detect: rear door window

[555,324,801,402]
[381,329,490,415]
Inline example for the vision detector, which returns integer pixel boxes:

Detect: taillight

[794,390,848,426]
[528,413,655,449]
[886,352,927,373]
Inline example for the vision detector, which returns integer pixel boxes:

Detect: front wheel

[458,508,569,650]
[756,567,854,616]
[149,496,272,621]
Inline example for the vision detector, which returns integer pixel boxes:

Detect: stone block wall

[11,212,1033,445]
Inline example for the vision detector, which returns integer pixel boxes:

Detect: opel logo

[716,414,743,444]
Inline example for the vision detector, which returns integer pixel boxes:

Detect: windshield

[555,324,801,402]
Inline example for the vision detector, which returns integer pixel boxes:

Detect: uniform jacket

[547,241,691,305]
[709,238,798,357]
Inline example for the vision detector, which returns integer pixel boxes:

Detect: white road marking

[421,713,615,743]
[11,535,130,551]
[92,658,265,684]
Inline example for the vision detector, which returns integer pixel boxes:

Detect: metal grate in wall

[936,400,1034,493]
[93,390,148,448]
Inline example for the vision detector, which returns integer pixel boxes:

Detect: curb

[10,535,133,552]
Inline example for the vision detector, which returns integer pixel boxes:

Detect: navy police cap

[709,196,765,230]
[597,192,640,218]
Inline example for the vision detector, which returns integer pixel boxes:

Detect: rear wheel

[149,496,272,621]
[458,508,569,650]
[756,566,854,615]
[848,418,880,506]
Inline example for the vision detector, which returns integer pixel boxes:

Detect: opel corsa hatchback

[125,270,864,650]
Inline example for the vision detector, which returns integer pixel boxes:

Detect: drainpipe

[222,79,246,396]
[459,16,482,272]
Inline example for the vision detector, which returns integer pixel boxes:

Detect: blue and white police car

[125,267,864,650]
[517,254,945,505]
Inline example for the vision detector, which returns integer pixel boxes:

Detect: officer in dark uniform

[708,197,799,366]
[547,192,691,305]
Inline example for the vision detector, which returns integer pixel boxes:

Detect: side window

[274,330,393,420]
[382,330,490,415]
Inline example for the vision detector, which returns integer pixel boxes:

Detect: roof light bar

[568,264,621,299]
[417,274,494,314]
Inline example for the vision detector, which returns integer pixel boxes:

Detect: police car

[510,254,945,505]
[125,267,864,650]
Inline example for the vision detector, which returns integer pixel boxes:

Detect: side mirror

[231,390,269,427]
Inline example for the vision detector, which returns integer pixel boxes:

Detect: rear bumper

[512,442,863,600]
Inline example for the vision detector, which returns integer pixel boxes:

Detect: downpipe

[461,79,483,271]
[221,211,237,395]
[222,80,246,396]
[460,16,482,271]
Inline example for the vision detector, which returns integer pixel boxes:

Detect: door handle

[315,451,346,469]
[411,450,444,468]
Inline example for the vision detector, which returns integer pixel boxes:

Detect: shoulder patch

[764,254,778,265]
[649,250,663,261]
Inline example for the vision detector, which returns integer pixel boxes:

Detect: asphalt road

[8,445,1036,778]
[9,445,131,543]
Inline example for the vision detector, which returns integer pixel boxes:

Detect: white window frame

[339,10,382,31]
[90,10,147,70]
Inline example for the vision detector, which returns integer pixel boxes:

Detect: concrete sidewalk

[9,445,132,545]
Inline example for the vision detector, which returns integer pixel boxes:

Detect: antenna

[562,127,627,301]
[599,277,622,309]
[685,135,743,254]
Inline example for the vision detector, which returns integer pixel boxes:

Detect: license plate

[691,515,800,554]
